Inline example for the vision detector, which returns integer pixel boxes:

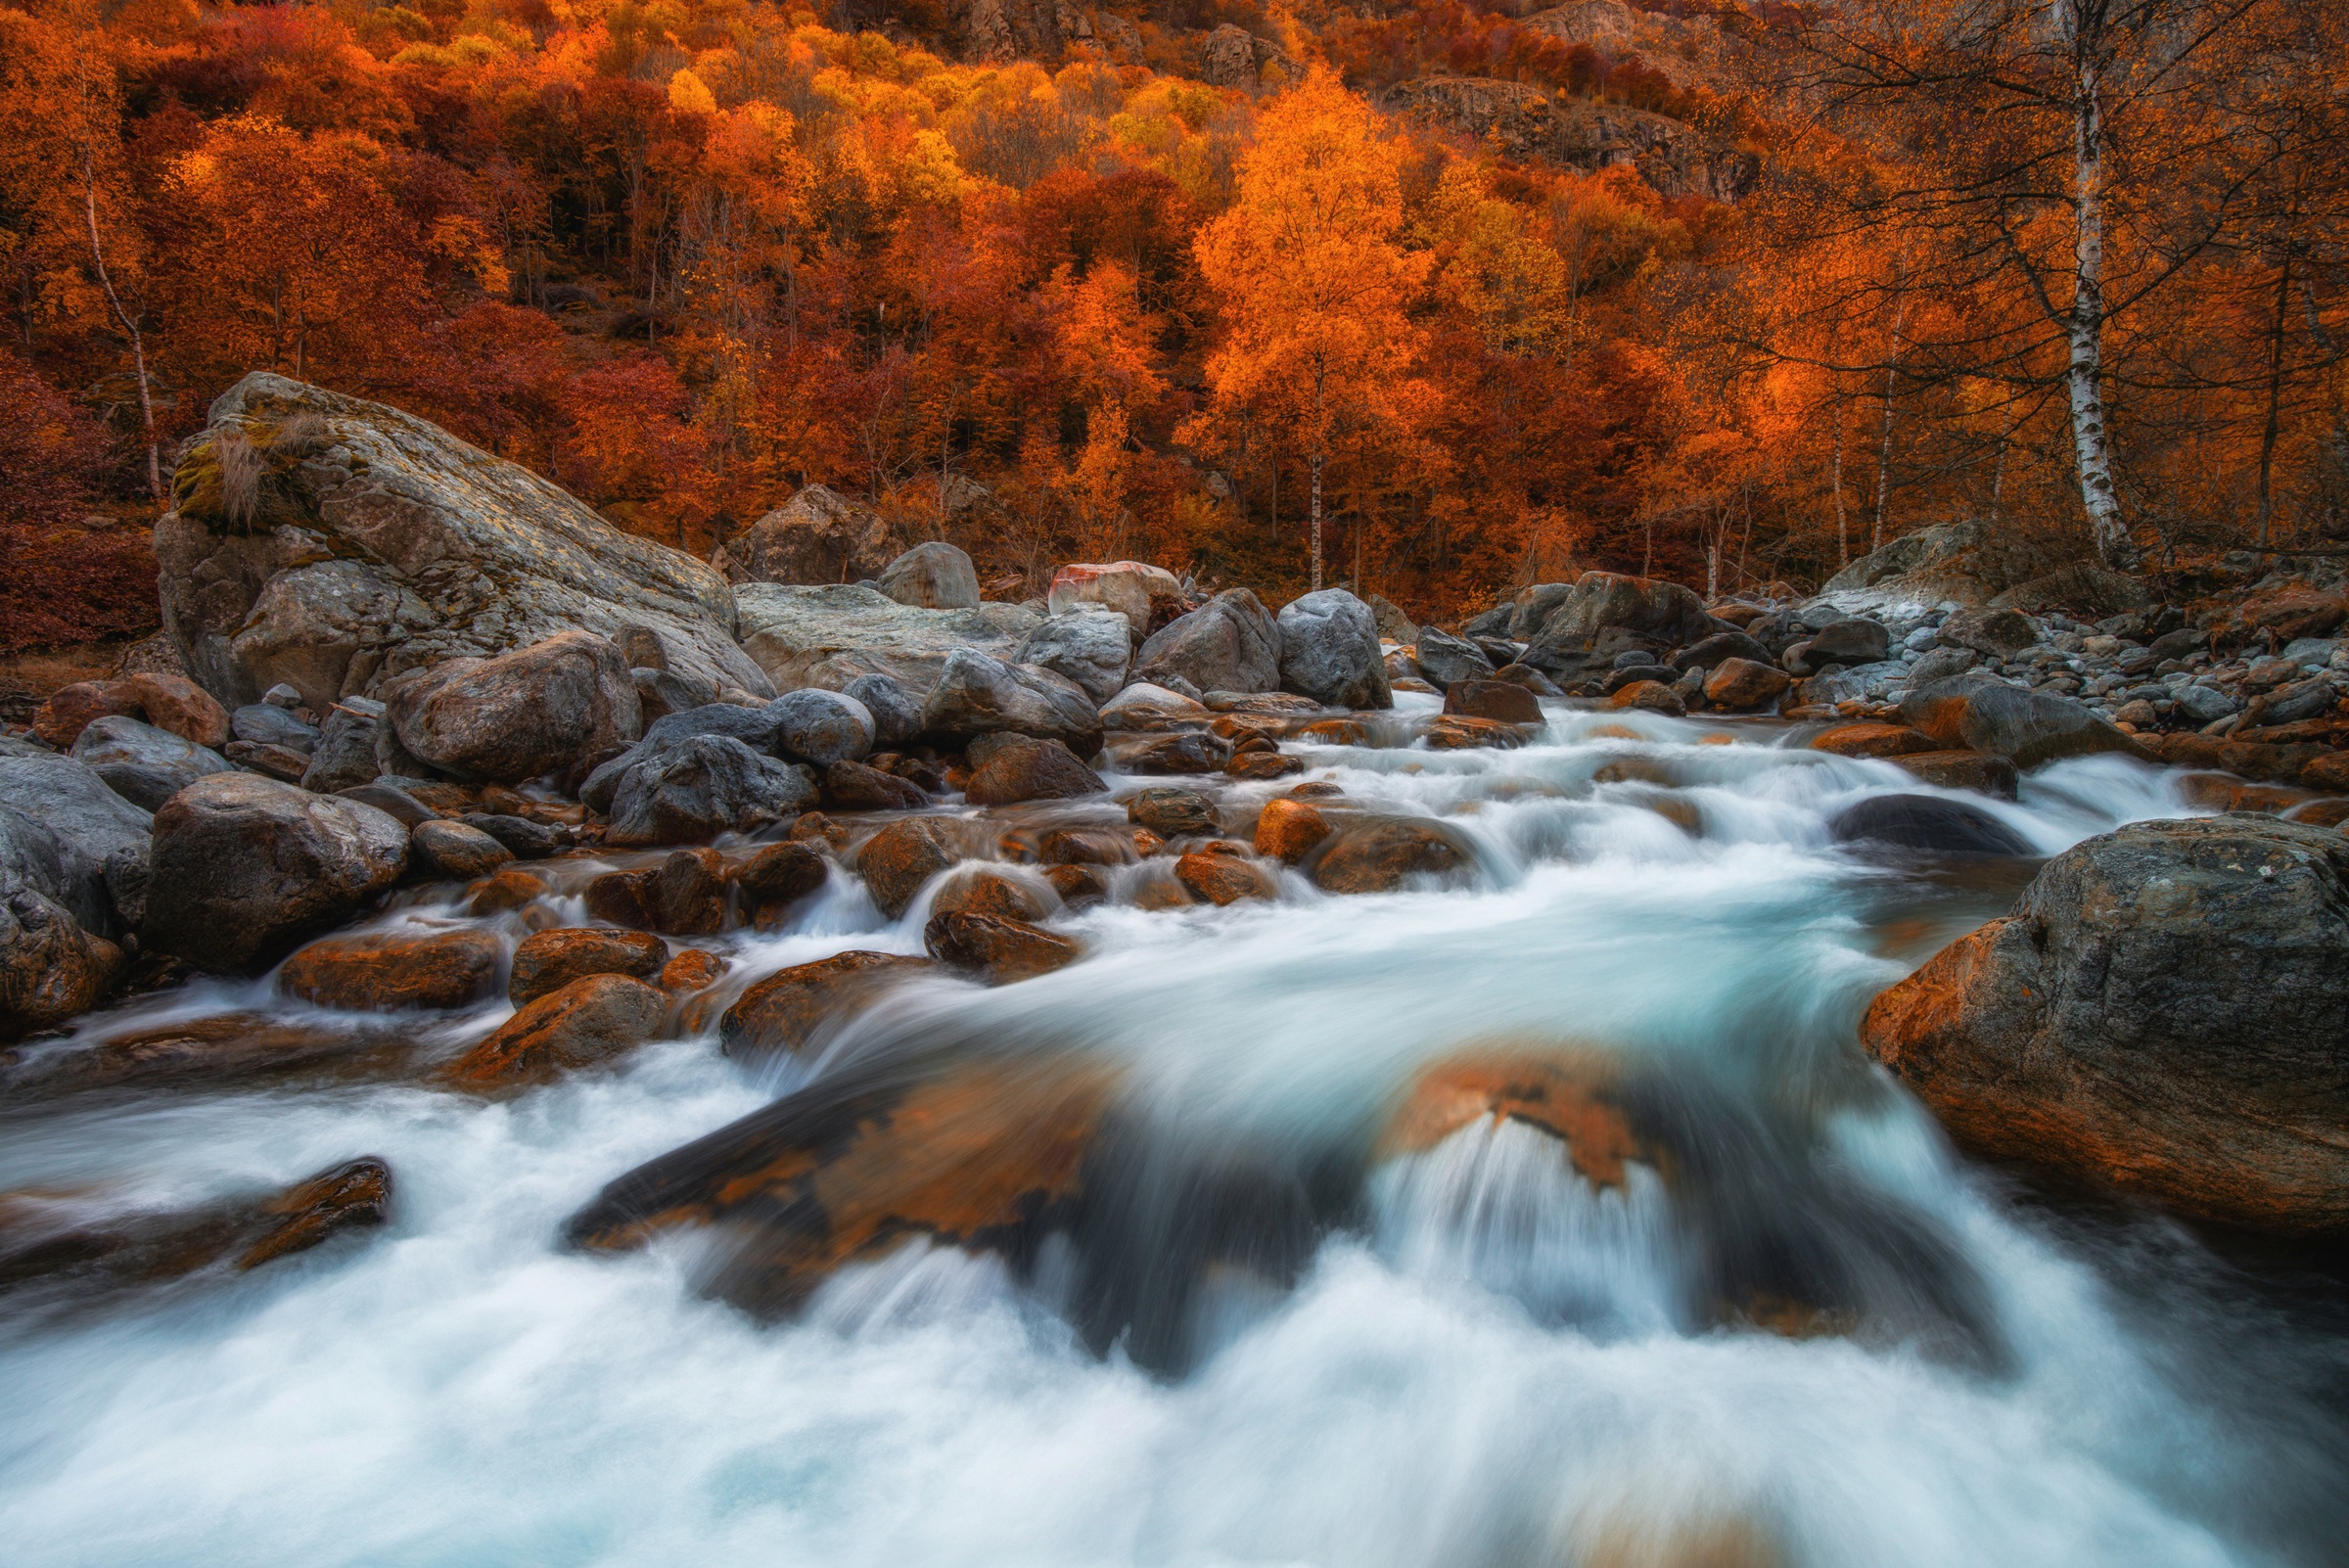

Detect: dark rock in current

[963,736,1107,807]
[277,928,505,1012]
[717,949,939,1058]
[1890,751,2021,800]
[1124,786,1220,841]
[606,736,818,848]
[1829,794,2034,857]
[923,910,1082,982]
[1443,679,1543,725]
[1121,732,1235,775]
[441,973,668,1087]
[1312,818,1470,894]
[509,928,669,1005]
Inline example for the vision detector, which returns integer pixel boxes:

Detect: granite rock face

[156,373,770,713]
[734,583,1041,695]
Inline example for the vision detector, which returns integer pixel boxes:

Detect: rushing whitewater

[5,698,2346,1568]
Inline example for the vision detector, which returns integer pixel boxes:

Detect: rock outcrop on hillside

[157,374,771,714]
[712,484,905,589]
[734,583,1043,695]
[1378,77,1759,202]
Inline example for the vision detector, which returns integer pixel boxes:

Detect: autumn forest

[5,0,2348,656]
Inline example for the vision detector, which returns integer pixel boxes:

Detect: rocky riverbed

[3,375,2348,1566]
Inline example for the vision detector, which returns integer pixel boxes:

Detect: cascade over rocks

[1829,795,2035,858]
[385,631,641,785]
[1132,589,1282,696]
[145,775,408,971]
[158,374,769,713]
[1313,818,1469,894]
[924,910,1082,981]
[1276,590,1393,709]
[734,583,1041,695]
[1862,817,2349,1233]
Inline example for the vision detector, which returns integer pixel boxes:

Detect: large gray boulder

[713,484,904,587]
[386,630,641,784]
[605,736,818,848]
[765,688,875,766]
[1276,589,1392,709]
[877,541,980,610]
[1899,674,2142,770]
[1131,589,1281,695]
[1521,573,1718,681]
[1016,607,1132,702]
[156,374,771,713]
[0,757,153,936]
[144,773,408,970]
[69,715,234,811]
[734,584,1041,694]
[1046,561,1187,640]
[842,673,923,749]
[578,704,791,814]
[921,649,1103,758]
[1863,817,2349,1233]
[1411,626,1496,689]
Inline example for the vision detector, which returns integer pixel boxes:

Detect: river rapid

[4,697,2347,1568]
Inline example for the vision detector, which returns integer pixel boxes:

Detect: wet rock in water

[1313,818,1468,894]
[1379,1054,1661,1188]
[1029,828,1131,868]
[931,869,1049,922]
[1123,732,1234,774]
[924,909,1082,981]
[1047,561,1187,640]
[734,583,1041,694]
[1521,572,1717,682]
[1862,817,2349,1232]
[963,735,1107,807]
[1422,715,1530,751]
[1276,589,1393,710]
[1410,626,1495,689]
[585,848,732,936]
[729,840,829,911]
[841,673,924,750]
[718,950,939,1058]
[1809,722,1939,760]
[1899,674,2142,770]
[1299,717,1371,746]
[1225,751,1305,779]
[856,817,963,918]
[1607,680,1687,716]
[386,630,640,784]
[462,813,566,859]
[1703,658,1792,711]
[659,947,725,993]
[1042,864,1108,906]
[509,928,669,1005]
[277,928,504,1012]
[1783,618,1891,674]
[1491,663,1564,697]
[1254,800,1331,864]
[467,867,548,916]
[442,973,668,1087]
[1124,785,1220,840]
[766,688,875,766]
[789,811,850,851]
[0,889,120,1042]
[1443,678,1542,725]
[1100,683,1211,732]
[1132,589,1282,696]
[338,781,437,829]
[824,758,927,812]
[1174,851,1273,905]
[68,715,233,811]
[299,699,387,793]
[409,819,515,880]
[31,681,143,748]
[145,775,407,971]
[1829,794,2034,857]
[1937,606,2040,659]
[0,1156,393,1296]
[1015,607,1132,703]
[0,1013,398,1099]
[606,736,818,848]
[876,540,980,610]
[1890,750,2021,800]
[922,649,1103,759]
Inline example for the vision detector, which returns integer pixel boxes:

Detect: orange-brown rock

[1124,786,1219,839]
[1380,1054,1662,1190]
[1036,827,1135,866]
[930,868,1048,921]
[659,947,727,993]
[442,973,668,1087]
[1809,722,1938,760]
[2174,772,2306,815]
[2286,798,2349,828]
[1860,817,2349,1232]
[277,929,504,1012]
[1042,863,1108,906]
[718,950,939,1059]
[235,1157,394,1268]
[468,867,548,915]
[1606,679,1687,716]
[1591,757,1675,786]
[586,848,731,935]
[728,841,828,910]
[1287,780,1345,800]
[1443,678,1543,725]
[509,928,669,1005]
[1313,818,1468,894]
[0,1013,403,1098]
[1299,717,1370,746]
[1703,657,1792,711]
[1422,715,1529,750]
[122,672,232,749]
[1253,799,1331,863]
[30,680,141,748]
[1174,850,1273,905]
[1890,750,2020,800]
[789,811,850,850]
[1224,750,1304,779]
[856,817,962,918]
[923,910,1083,981]
[2,892,119,1041]
[409,819,515,880]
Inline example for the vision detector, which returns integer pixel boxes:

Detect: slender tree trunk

[1830,398,1848,567]
[82,139,160,498]
[2255,254,2292,548]
[1872,298,1906,554]
[2060,9,2129,566]
[1309,365,1326,591]
[1991,400,2012,522]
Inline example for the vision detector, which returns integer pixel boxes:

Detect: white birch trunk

[2060,5,2130,566]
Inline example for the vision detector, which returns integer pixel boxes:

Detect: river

[4,696,2345,1567]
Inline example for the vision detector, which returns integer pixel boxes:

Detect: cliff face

[1378,76,1759,203]
[957,0,1141,64]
